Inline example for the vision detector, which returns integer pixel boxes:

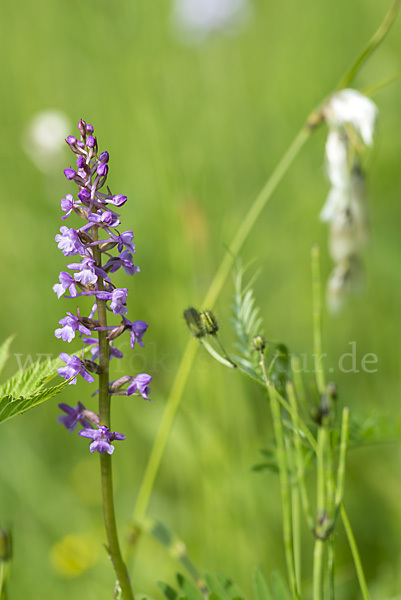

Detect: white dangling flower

[171,0,251,44]
[324,129,350,191]
[323,89,378,146]
[326,256,364,315]
[23,110,71,174]
[328,166,369,263]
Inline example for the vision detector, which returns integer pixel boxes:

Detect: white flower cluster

[321,89,378,314]
[171,0,251,44]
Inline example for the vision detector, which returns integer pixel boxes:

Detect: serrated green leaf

[157,581,180,600]
[0,335,16,376]
[176,574,204,600]
[0,376,73,425]
[0,356,63,399]
[208,594,223,600]
[270,572,291,600]
[253,568,273,600]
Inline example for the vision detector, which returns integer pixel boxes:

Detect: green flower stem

[260,355,300,600]
[327,537,335,599]
[336,0,401,90]
[132,124,313,525]
[92,241,134,600]
[334,408,350,517]
[340,504,371,600]
[313,418,329,600]
[312,539,324,600]
[285,436,302,597]
[287,381,314,531]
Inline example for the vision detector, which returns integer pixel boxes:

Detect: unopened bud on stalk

[183,307,205,338]
[199,310,219,335]
[252,335,266,352]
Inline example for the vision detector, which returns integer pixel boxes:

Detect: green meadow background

[1,1,401,598]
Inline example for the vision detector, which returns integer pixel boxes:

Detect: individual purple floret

[124,319,148,348]
[53,271,77,298]
[55,226,85,256]
[57,353,95,385]
[57,401,98,431]
[127,373,152,400]
[55,312,92,342]
[78,426,126,454]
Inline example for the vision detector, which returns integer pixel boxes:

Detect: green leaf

[270,572,291,600]
[0,335,15,377]
[253,568,273,600]
[205,574,230,600]
[0,376,73,425]
[176,574,204,600]
[215,573,245,600]
[0,356,63,399]
[157,581,180,600]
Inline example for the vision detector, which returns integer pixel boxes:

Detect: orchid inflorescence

[53,119,152,453]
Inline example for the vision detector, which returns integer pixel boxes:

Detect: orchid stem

[93,237,134,600]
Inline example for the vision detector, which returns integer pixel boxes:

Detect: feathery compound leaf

[253,568,273,600]
[231,267,263,372]
[176,574,204,600]
[205,574,231,600]
[157,582,180,600]
[0,335,16,377]
[215,573,245,600]
[270,572,291,600]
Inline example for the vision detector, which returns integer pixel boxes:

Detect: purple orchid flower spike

[54,119,153,448]
[79,426,126,454]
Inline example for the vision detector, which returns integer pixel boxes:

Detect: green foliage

[0,336,15,377]
[0,341,72,425]
[231,267,263,375]
[158,570,291,600]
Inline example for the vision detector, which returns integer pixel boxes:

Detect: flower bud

[78,119,87,137]
[252,335,266,352]
[76,156,85,169]
[66,135,77,147]
[78,188,91,204]
[97,163,108,177]
[99,151,109,163]
[183,307,204,338]
[199,310,218,335]
[112,194,127,207]
[64,168,76,180]
[86,135,95,148]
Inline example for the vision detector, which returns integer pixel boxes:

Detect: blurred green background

[1,0,401,598]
